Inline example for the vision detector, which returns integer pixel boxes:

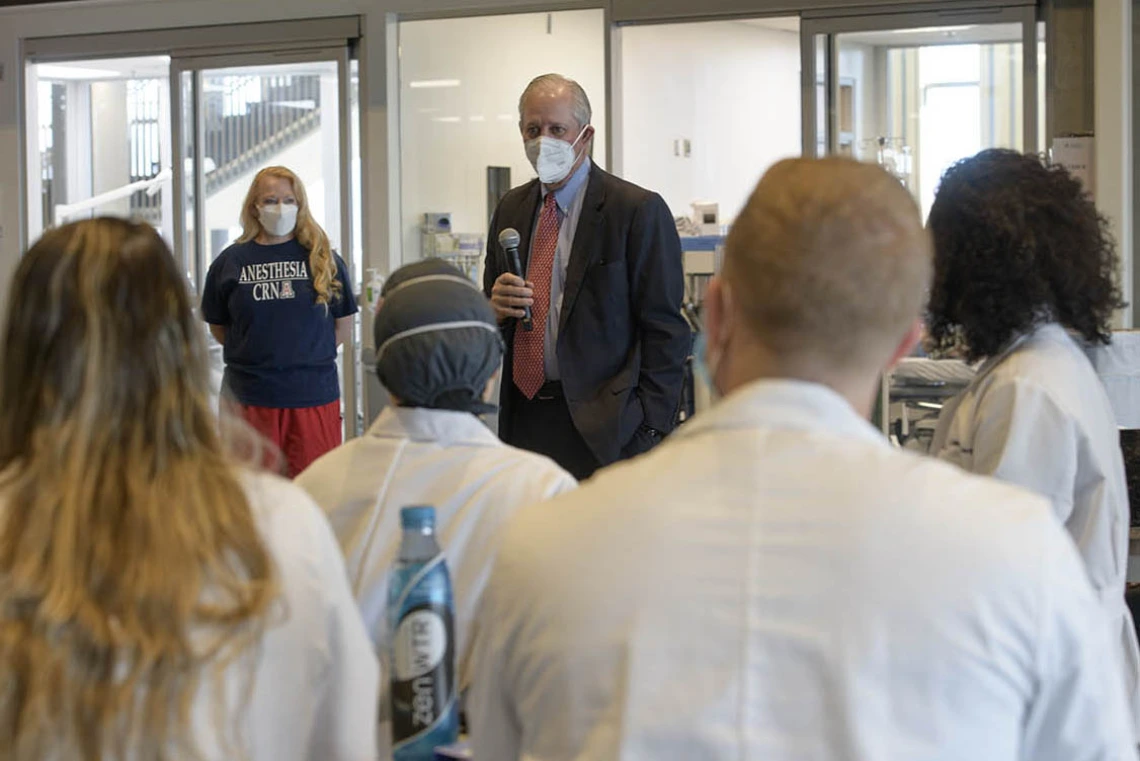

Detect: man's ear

[704,276,735,350]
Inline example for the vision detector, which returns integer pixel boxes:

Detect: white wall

[620,20,802,225]
[398,9,606,264]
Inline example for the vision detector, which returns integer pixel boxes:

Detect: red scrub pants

[235,400,343,478]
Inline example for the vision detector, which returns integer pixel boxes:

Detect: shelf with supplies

[419,212,483,283]
[420,228,484,283]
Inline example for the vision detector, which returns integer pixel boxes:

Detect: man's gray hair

[518,73,592,128]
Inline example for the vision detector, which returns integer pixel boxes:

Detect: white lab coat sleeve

[294,458,355,540]
[294,467,334,515]
[956,378,1079,524]
[306,507,381,761]
[1022,519,1137,761]
[468,554,523,761]
[548,470,578,498]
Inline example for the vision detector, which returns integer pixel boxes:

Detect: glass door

[801,6,1042,440]
[23,56,174,246]
[172,47,362,438]
[802,6,1042,219]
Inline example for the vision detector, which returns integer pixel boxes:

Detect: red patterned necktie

[514,192,561,399]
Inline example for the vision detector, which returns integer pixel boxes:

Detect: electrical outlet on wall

[683,139,692,158]
[673,139,680,157]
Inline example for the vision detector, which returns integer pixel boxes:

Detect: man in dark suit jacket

[485,73,689,480]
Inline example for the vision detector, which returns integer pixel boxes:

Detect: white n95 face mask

[258,203,298,237]
[525,126,588,185]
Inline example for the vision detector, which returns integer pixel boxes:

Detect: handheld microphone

[498,227,533,331]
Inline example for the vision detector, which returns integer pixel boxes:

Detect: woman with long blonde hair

[202,166,358,477]
[0,218,378,761]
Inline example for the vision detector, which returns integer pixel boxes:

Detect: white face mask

[525,126,588,185]
[258,203,298,237]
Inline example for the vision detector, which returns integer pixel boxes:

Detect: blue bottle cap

[400,505,436,529]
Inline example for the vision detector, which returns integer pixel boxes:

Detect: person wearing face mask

[484,73,689,480]
[202,166,358,477]
[468,158,1137,761]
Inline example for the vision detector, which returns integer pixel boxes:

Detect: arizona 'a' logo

[280,281,296,299]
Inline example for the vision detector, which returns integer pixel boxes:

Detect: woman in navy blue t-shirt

[202,166,358,477]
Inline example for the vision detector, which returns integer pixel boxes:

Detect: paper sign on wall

[1052,136,1096,199]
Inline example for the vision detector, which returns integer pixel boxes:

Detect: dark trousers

[506,381,600,481]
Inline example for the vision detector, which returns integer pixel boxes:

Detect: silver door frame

[800,4,1039,159]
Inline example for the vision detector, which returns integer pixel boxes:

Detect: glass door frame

[170,44,361,439]
[800,4,1040,159]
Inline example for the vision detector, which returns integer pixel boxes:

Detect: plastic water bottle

[366,268,385,313]
[389,506,459,760]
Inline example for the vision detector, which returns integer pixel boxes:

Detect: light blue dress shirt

[528,157,591,381]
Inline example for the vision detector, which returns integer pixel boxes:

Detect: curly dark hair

[926,148,1123,362]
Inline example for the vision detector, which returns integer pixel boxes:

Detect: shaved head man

[469,158,1136,761]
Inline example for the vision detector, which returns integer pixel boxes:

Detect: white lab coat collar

[675,378,888,448]
[368,406,502,448]
[969,323,1073,391]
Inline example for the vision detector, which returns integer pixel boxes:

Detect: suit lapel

[558,165,606,335]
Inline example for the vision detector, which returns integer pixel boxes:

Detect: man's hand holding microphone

[491,274,534,325]
[491,228,535,328]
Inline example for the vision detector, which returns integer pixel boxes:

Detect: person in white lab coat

[0,218,378,761]
[927,149,1140,738]
[296,259,576,750]
[467,158,1138,761]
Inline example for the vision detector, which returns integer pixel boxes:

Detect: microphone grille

[498,228,521,250]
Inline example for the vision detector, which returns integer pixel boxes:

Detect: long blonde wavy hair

[0,218,278,761]
[239,166,343,306]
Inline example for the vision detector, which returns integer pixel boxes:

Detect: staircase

[124,73,323,223]
[201,73,323,195]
